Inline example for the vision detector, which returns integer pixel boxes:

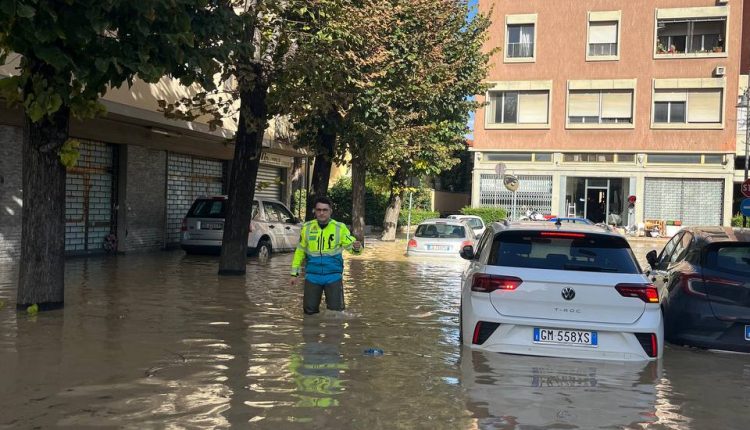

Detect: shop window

[563,153,615,163]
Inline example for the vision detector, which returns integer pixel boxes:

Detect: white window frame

[653,6,729,59]
[586,11,621,62]
[651,78,725,129]
[565,79,637,129]
[485,81,552,130]
[505,14,537,63]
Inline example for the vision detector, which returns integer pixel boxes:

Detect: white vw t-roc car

[459,221,663,361]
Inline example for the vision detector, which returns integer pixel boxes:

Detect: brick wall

[123,145,167,252]
[0,125,23,263]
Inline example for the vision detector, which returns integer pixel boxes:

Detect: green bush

[328,177,389,226]
[460,206,508,225]
[398,209,440,226]
[732,213,745,227]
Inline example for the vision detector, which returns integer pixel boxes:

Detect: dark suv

[646,227,750,352]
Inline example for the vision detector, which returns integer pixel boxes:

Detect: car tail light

[248,221,254,233]
[679,273,740,297]
[540,231,586,238]
[408,239,417,248]
[472,321,500,345]
[180,218,187,232]
[471,274,522,293]
[615,283,659,303]
[635,333,658,358]
[460,240,473,248]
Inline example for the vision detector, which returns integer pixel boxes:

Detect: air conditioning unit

[714,66,726,77]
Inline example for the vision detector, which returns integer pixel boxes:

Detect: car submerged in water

[407,218,477,258]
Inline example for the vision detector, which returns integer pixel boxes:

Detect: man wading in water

[290,196,362,314]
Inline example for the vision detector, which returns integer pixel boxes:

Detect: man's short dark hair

[313,196,333,208]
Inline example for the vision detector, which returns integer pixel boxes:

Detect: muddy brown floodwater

[0,240,747,429]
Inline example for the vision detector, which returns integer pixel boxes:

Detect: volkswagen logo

[561,287,576,301]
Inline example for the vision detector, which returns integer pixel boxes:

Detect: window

[563,153,614,163]
[272,202,295,223]
[507,24,535,58]
[647,154,702,164]
[486,152,533,162]
[703,155,724,164]
[488,91,549,125]
[617,154,635,163]
[262,202,283,222]
[653,89,722,125]
[588,21,618,57]
[534,153,553,162]
[568,90,633,124]
[655,10,727,56]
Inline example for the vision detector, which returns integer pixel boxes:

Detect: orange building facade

[472,0,745,229]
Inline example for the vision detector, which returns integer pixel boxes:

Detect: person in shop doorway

[290,196,362,315]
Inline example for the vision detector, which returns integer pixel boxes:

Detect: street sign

[742,178,750,198]
[495,163,506,176]
[503,174,519,192]
[741,198,750,217]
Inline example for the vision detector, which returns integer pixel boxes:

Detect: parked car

[645,226,750,353]
[447,214,487,237]
[460,221,663,361]
[407,218,477,257]
[180,196,302,257]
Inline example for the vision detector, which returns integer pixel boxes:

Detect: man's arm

[291,224,308,285]
[339,223,362,254]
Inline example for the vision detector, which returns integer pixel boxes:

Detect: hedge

[398,209,440,226]
[459,207,508,225]
[732,213,745,227]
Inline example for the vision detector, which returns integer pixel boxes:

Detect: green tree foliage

[0,0,233,308]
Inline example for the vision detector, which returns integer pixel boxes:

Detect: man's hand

[290,276,299,287]
[352,240,362,252]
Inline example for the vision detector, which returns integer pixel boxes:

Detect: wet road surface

[0,240,747,429]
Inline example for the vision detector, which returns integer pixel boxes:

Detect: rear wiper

[563,264,618,272]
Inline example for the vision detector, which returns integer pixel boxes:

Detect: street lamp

[738,87,750,228]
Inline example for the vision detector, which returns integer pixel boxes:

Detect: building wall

[475,0,743,153]
[0,125,23,262]
[120,145,168,252]
[741,0,750,74]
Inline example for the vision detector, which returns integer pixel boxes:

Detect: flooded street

[0,240,748,429]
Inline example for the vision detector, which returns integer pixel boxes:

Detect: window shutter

[589,21,617,44]
[601,90,633,118]
[687,89,722,123]
[518,91,549,123]
[568,91,600,117]
[653,90,687,102]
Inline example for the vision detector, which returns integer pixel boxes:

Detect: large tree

[0,0,231,309]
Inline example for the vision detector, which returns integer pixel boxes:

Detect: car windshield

[415,223,467,239]
[488,231,641,274]
[188,199,226,218]
[704,244,750,276]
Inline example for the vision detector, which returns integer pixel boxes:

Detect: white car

[447,214,486,237]
[407,218,476,257]
[180,196,301,258]
[459,221,663,361]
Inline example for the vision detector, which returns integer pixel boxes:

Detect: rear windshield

[488,231,640,274]
[188,199,226,218]
[704,244,750,276]
[463,218,484,229]
[416,223,468,239]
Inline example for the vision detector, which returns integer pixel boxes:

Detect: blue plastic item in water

[363,348,384,356]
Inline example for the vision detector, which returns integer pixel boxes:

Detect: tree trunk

[380,191,403,241]
[350,150,366,242]
[218,77,268,276]
[305,127,336,221]
[17,106,69,310]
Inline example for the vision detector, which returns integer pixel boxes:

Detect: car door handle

[285,226,291,230]
[269,225,275,229]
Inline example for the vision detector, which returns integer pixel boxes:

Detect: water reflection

[460,349,661,429]
[0,241,747,429]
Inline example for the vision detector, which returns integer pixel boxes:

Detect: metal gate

[166,153,224,244]
[65,140,116,253]
[644,178,723,226]
[479,174,553,220]
[255,165,283,201]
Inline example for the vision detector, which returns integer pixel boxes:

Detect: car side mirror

[646,250,658,268]
[459,245,475,260]
[286,217,299,224]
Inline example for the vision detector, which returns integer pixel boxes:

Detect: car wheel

[257,240,272,261]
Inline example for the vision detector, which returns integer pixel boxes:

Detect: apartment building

[472,0,745,229]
